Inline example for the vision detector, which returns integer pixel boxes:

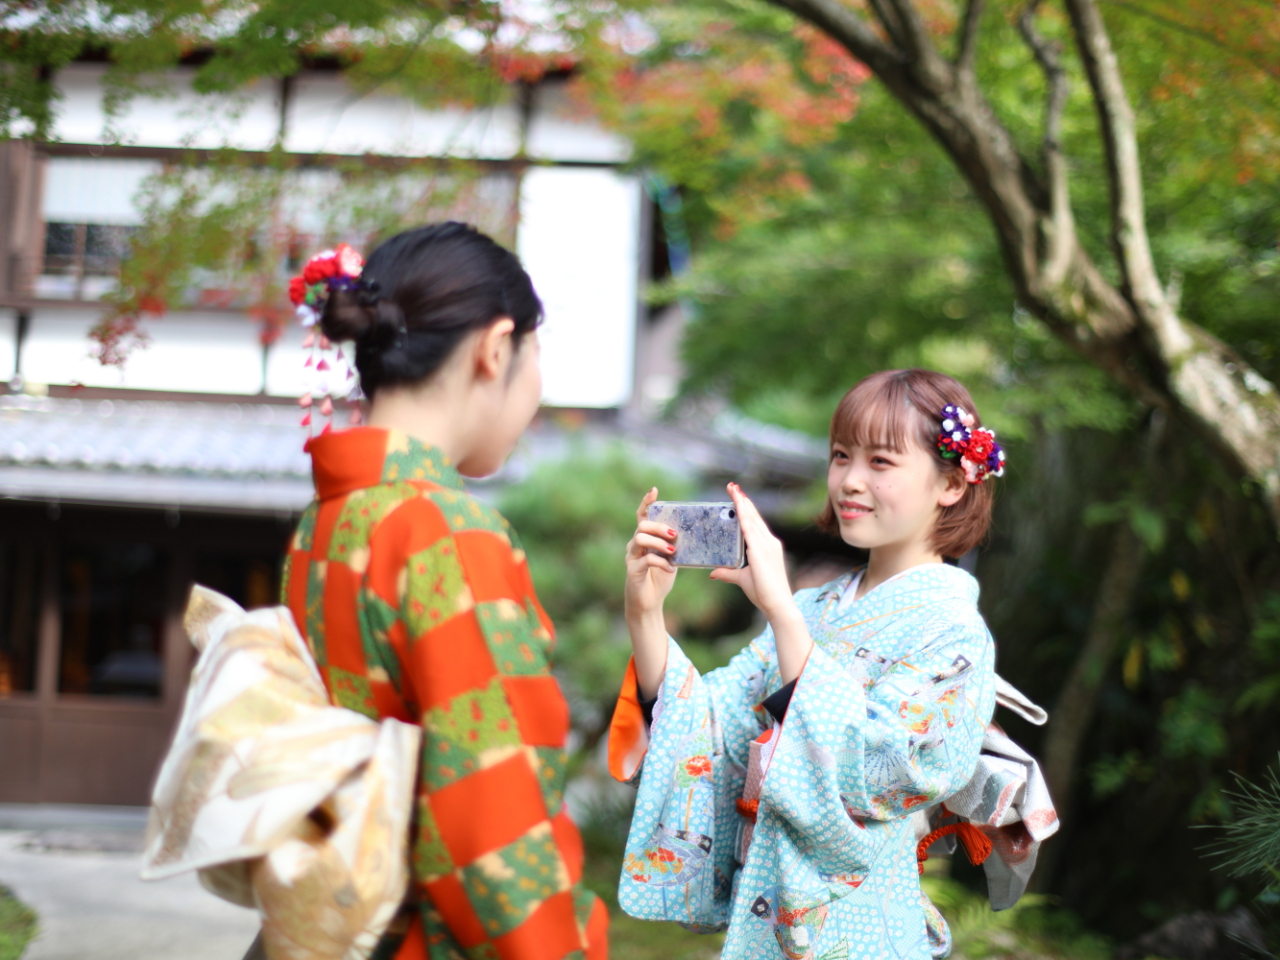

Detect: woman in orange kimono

[280,223,608,960]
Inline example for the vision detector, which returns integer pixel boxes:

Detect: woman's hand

[711,483,812,683]
[625,488,678,698]
[709,483,796,620]
[624,487,678,627]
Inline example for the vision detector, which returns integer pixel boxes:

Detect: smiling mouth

[838,501,873,519]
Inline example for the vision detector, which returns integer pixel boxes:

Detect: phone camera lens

[728,510,736,519]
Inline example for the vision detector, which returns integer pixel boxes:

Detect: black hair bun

[332,222,542,398]
[319,287,377,343]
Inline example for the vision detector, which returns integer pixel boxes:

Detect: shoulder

[354,484,518,581]
[359,483,509,540]
[416,486,514,542]
[887,565,987,633]
[912,598,995,676]
[929,567,991,642]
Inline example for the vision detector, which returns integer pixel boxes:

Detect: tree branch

[1037,499,1147,887]
[765,0,1280,530]
[954,0,983,77]
[866,0,909,52]
[1061,0,1156,313]
[764,0,905,76]
[1064,0,1280,525]
[879,0,952,92]
[1018,0,1074,286]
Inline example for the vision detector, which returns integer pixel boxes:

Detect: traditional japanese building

[0,59,825,805]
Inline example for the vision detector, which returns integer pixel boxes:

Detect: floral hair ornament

[937,404,1006,484]
[288,244,364,438]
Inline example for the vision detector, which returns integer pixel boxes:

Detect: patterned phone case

[647,501,746,569]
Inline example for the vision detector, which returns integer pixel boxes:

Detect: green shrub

[0,884,37,960]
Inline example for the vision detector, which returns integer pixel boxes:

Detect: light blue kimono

[615,564,997,960]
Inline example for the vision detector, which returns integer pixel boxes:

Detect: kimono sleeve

[759,613,996,881]
[370,497,606,960]
[609,628,774,783]
[610,632,775,929]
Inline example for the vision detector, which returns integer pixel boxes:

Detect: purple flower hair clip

[937,404,1006,485]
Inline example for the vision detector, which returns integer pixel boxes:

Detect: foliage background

[7,0,1280,949]
[554,0,1280,946]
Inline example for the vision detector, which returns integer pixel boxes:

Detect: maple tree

[0,1,564,136]
[577,0,1280,529]
[8,0,1278,531]
[0,0,565,359]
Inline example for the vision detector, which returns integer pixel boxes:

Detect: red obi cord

[916,807,992,876]
[735,798,759,822]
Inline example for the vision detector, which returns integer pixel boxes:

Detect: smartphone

[647,501,746,569]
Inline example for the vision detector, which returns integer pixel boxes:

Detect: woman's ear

[938,469,967,508]
[473,318,516,381]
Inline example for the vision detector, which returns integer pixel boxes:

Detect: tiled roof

[0,395,827,515]
[0,395,314,512]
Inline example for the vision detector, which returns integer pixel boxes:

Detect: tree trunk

[763,0,1280,533]
[1034,519,1146,887]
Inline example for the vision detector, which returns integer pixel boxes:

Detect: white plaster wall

[21,310,264,394]
[263,320,355,400]
[51,64,282,150]
[518,167,640,408]
[47,65,630,165]
[526,82,631,163]
[0,312,15,381]
[42,157,161,225]
[284,74,522,159]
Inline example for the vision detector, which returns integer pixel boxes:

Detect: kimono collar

[814,562,979,611]
[306,427,464,501]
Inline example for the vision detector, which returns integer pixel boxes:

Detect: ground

[0,805,258,960]
[0,804,1112,960]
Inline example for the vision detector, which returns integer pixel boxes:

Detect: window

[58,543,169,698]
[39,222,134,299]
[193,554,280,611]
[0,542,40,697]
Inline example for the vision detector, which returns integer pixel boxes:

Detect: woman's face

[826,434,961,554]
[457,330,542,477]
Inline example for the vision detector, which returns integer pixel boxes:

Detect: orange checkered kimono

[282,427,608,960]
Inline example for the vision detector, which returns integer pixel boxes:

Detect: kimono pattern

[283,427,607,960]
[608,564,996,960]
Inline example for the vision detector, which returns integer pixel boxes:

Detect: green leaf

[1127,505,1166,553]
[1083,501,1126,527]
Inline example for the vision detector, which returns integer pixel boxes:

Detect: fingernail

[667,528,677,537]
[667,544,676,552]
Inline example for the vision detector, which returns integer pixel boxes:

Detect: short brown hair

[817,369,995,559]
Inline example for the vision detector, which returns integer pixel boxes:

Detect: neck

[857,540,943,599]
[366,380,472,465]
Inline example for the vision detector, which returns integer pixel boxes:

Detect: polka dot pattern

[617,565,997,960]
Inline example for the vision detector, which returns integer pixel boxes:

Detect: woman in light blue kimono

[609,369,1005,960]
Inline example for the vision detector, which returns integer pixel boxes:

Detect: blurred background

[0,1,1278,958]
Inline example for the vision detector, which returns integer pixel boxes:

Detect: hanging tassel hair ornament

[288,243,365,443]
